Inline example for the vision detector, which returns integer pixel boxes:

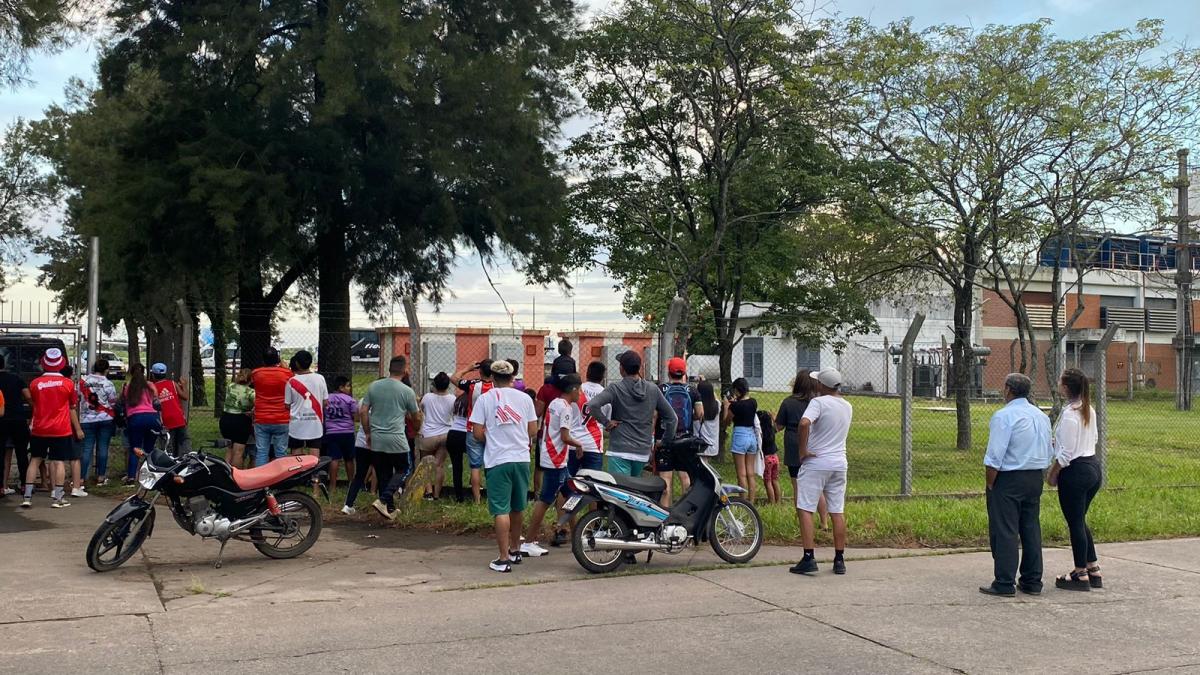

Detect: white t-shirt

[801,395,852,471]
[580,381,608,450]
[540,397,573,469]
[468,386,537,468]
[355,397,368,448]
[574,391,603,454]
[420,392,456,438]
[284,372,329,441]
[694,399,721,457]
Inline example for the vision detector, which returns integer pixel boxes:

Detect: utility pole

[1159,149,1197,411]
[86,236,99,372]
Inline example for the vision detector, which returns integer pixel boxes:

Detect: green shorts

[607,456,646,477]
[485,462,529,517]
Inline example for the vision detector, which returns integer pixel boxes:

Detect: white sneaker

[520,541,550,557]
[51,499,71,509]
[371,500,393,519]
[489,559,513,573]
[2,487,15,495]
[340,505,356,515]
[71,488,89,498]
[20,497,31,508]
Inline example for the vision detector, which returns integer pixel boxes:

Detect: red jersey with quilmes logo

[252,366,293,425]
[155,379,186,429]
[29,373,76,437]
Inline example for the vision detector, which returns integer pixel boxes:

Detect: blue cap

[150,362,168,375]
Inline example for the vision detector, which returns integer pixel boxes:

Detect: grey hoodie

[585,375,677,461]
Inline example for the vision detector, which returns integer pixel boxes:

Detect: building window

[743,337,764,388]
[797,344,820,372]
[1099,295,1135,308]
[1145,297,1177,311]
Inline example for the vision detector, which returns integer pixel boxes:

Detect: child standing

[757,410,780,504]
[323,376,358,493]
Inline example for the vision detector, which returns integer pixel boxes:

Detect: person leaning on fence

[120,363,162,485]
[1046,368,1104,592]
[979,373,1053,598]
[790,368,853,577]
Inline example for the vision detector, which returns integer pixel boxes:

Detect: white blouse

[1053,402,1097,468]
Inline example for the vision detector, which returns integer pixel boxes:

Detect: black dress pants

[1057,456,1101,569]
[987,469,1045,591]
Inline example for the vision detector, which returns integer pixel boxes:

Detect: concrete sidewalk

[2,494,1198,674]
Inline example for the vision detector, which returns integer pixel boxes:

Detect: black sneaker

[790,558,819,575]
[508,550,523,565]
[1018,584,1043,596]
[833,558,846,575]
[978,584,1016,597]
[551,529,569,547]
[489,559,512,573]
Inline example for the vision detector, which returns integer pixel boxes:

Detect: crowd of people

[1,339,1105,588]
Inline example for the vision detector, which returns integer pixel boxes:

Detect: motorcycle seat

[231,455,319,490]
[579,469,666,497]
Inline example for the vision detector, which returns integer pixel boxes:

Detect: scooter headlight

[138,463,165,490]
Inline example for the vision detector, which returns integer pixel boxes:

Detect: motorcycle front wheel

[708,497,763,564]
[571,509,629,574]
[86,509,156,572]
[251,491,322,560]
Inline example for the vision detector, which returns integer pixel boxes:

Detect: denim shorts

[568,451,603,475]
[465,433,485,469]
[730,426,757,454]
[538,466,570,505]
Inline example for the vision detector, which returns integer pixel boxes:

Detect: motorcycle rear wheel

[572,509,629,574]
[252,491,322,559]
[86,509,156,572]
[708,497,763,564]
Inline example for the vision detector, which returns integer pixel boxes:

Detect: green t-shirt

[363,377,418,454]
[224,382,255,415]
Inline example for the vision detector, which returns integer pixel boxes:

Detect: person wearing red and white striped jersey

[521,374,584,558]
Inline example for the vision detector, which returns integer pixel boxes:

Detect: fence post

[899,313,926,496]
[1127,342,1136,401]
[176,300,194,452]
[402,297,424,396]
[1095,322,1119,487]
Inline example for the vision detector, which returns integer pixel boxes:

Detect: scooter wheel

[572,510,629,574]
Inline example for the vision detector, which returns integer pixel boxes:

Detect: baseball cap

[150,362,168,376]
[617,350,642,374]
[41,348,66,372]
[810,368,843,389]
[490,359,515,376]
[667,356,687,377]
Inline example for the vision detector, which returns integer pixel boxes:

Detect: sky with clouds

[2,0,1197,335]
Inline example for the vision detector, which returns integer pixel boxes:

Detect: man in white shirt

[469,359,538,573]
[284,350,328,456]
[791,368,853,577]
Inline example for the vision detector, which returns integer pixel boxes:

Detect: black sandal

[1086,565,1103,589]
[1055,570,1091,592]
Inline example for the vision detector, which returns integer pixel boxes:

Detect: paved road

[2,495,1198,674]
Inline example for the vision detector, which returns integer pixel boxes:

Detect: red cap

[667,357,687,376]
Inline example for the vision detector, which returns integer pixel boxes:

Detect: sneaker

[20,497,31,508]
[96,477,109,487]
[550,529,569,547]
[789,558,819,575]
[51,499,71,509]
[489,559,513,573]
[371,500,392,519]
[340,505,356,515]
[507,550,523,565]
[423,493,434,501]
[122,477,135,486]
[71,488,89,498]
[833,559,846,575]
[520,541,550,557]
[2,487,15,495]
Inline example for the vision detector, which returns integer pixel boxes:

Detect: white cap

[811,368,843,389]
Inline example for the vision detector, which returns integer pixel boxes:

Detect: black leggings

[1057,456,1102,569]
[371,451,410,509]
[344,446,374,508]
[446,430,467,501]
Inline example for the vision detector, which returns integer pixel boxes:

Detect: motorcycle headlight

[138,463,165,490]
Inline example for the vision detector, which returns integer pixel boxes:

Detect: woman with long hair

[721,377,758,501]
[120,363,160,484]
[777,370,830,529]
[445,380,471,503]
[694,380,721,457]
[220,368,255,468]
[1047,368,1103,591]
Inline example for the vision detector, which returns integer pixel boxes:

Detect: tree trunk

[209,303,227,416]
[189,311,206,407]
[238,274,274,370]
[124,317,140,366]
[317,223,352,387]
[951,282,974,450]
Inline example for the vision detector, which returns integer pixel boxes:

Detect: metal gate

[422,340,456,380]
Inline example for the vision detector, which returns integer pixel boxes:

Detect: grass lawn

[86,387,1198,549]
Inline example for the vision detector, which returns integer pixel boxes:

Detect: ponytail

[1060,368,1091,427]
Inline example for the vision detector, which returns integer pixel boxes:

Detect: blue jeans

[254,423,289,466]
[125,413,161,479]
[81,420,115,481]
